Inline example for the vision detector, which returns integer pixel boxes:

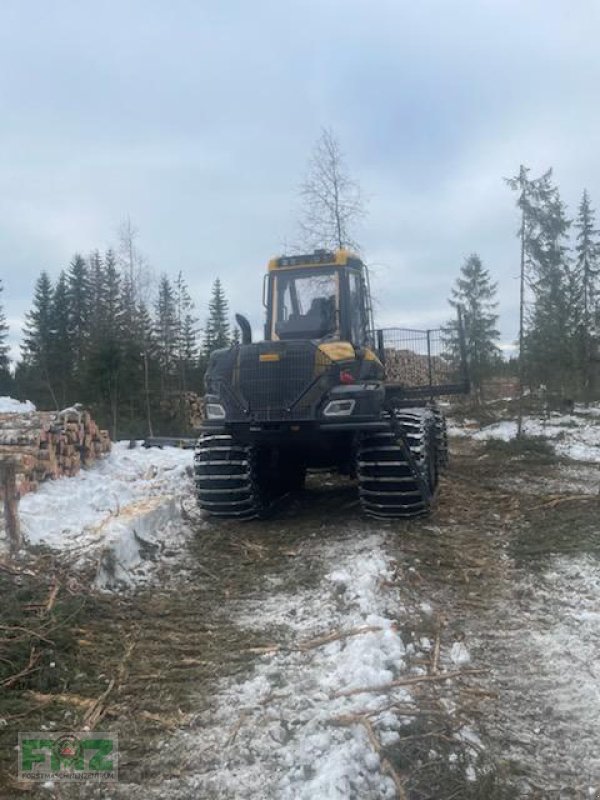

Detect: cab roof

[268,248,364,272]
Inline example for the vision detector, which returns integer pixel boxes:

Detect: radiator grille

[231,343,332,420]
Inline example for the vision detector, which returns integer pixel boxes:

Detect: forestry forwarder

[195,250,468,520]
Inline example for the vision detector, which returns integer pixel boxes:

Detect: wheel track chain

[194,434,262,519]
[357,407,436,519]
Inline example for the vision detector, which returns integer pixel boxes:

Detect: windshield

[273,270,339,340]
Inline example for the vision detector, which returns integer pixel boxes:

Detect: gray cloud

[1,0,599,360]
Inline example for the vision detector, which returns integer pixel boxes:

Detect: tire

[357,408,436,519]
[194,434,262,519]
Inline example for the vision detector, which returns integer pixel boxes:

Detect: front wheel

[194,434,263,519]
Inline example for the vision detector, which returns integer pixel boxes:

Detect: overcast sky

[1,0,599,360]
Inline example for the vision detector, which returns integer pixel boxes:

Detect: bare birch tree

[297,128,365,252]
[117,216,154,307]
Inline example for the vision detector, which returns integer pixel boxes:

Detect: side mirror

[235,313,252,345]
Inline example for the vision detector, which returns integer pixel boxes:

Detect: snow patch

[173,537,418,799]
[469,552,600,791]
[452,412,600,463]
[19,442,195,589]
[450,641,471,666]
[0,396,36,413]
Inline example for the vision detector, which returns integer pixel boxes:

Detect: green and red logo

[18,732,117,781]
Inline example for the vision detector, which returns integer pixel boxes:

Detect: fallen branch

[361,717,408,800]
[45,581,60,614]
[244,625,388,657]
[226,709,250,747]
[2,647,41,688]
[298,625,386,652]
[533,494,597,510]
[0,624,55,646]
[431,617,442,675]
[0,560,25,575]
[83,678,116,729]
[243,644,282,655]
[27,691,186,730]
[28,690,101,711]
[138,710,191,730]
[333,668,488,699]
[459,685,498,699]
[331,712,408,796]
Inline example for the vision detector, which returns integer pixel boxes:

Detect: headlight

[323,399,355,417]
[205,403,226,420]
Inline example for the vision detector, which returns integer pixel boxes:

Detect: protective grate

[378,328,467,395]
[232,345,332,420]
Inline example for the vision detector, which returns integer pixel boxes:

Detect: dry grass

[2,434,598,798]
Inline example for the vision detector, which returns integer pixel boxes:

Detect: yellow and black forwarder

[195,250,468,519]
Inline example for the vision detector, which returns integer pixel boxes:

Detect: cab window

[348,271,366,345]
[274,270,339,340]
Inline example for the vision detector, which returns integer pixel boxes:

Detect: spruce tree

[49,271,73,406]
[155,275,178,392]
[137,300,157,436]
[524,179,573,394]
[0,280,10,389]
[444,254,500,401]
[116,276,144,437]
[67,253,91,385]
[88,249,106,337]
[506,166,557,430]
[174,272,198,393]
[203,279,230,356]
[574,190,600,399]
[86,250,124,434]
[104,250,122,334]
[21,271,58,407]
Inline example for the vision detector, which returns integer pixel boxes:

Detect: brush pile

[0,405,111,497]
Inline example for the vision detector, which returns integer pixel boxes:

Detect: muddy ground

[1,436,599,799]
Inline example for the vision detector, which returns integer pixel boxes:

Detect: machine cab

[265,249,374,347]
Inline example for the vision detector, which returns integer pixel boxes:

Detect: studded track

[194,434,261,519]
[357,407,438,519]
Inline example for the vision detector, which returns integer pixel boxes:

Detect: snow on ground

[473,553,600,795]
[19,442,195,590]
[175,537,407,799]
[499,464,600,496]
[450,411,600,463]
[0,395,36,413]
[145,534,479,800]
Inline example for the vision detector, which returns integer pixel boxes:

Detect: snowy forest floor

[1,410,600,799]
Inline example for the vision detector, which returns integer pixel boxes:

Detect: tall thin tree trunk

[583,272,591,405]
[144,350,153,437]
[110,377,118,441]
[517,188,526,438]
[42,361,59,411]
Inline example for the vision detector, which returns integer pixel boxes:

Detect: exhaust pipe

[235,313,252,345]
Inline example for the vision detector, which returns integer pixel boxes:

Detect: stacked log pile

[384,348,454,387]
[0,406,111,498]
[184,392,204,429]
[159,392,204,430]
